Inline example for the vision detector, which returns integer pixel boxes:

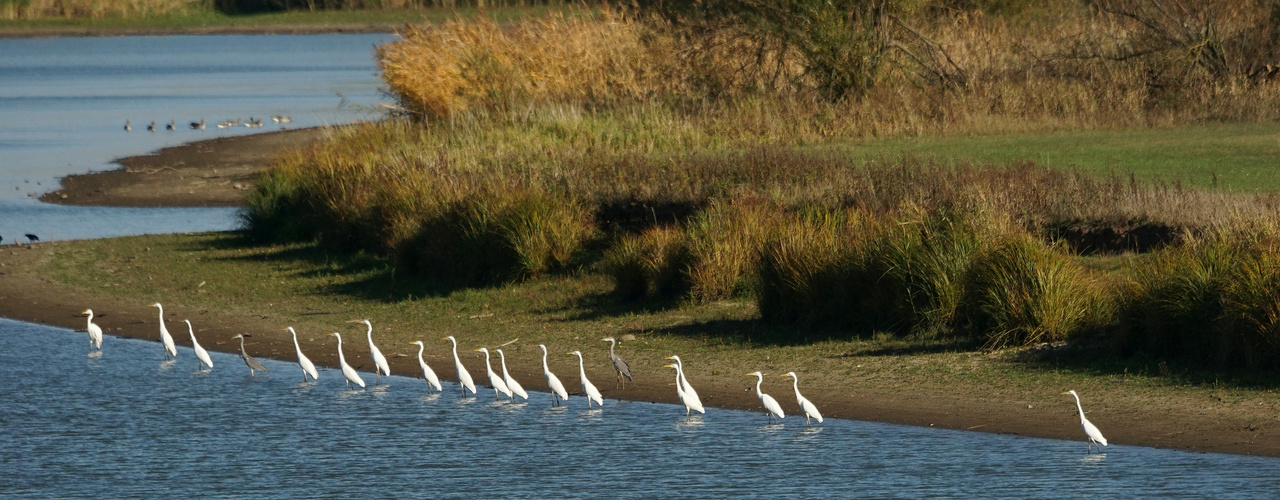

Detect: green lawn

[838,123,1280,192]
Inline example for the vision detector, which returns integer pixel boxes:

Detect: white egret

[330,332,366,389]
[538,344,569,406]
[350,319,390,384]
[748,371,785,423]
[150,303,178,359]
[233,334,269,377]
[1064,390,1108,453]
[284,327,319,382]
[183,320,213,370]
[81,309,103,350]
[664,363,704,416]
[474,348,513,401]
[443,336,477,398]
[781,372,823,426]
[666,355,702,412]
[495,349,528,401]
[601,337,633,389]
[409,341,442,393]
[567,351,604,409]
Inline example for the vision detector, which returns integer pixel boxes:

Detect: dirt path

[40,128,326,207]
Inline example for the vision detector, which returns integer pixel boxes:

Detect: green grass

[836,123,1280,192]
[0,6,565,32]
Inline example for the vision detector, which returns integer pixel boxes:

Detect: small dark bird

[123,120,131,132]
[190,119,205,130]
[146,121,156,132]
[165,119,176,131]
[25,233,38,243]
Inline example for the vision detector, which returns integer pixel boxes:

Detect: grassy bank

[242,5,1280,372]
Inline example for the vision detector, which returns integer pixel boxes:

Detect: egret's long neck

[291,331,301,352]
[576,355,586,377]
[86,311,93,323]
[1072,393,1087,421]
[499,354,508,374]
[336,338,346,364]
[541,350,549,371]
[187,324,196,342]
[366,325,373,342]
[790,377,802,399]
[417,344,425,359]
[755,376,763,397]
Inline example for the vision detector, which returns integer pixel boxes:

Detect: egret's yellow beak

[1060,391,1070,395]
[473,348,483,352]
[345,319,362,324]
[664,364,676,369]
[81,309,91,315]
[440,336,448,340]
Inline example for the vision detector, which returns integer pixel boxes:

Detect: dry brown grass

[1,0,203,19]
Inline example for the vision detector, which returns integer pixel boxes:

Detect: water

[0,34,394,240]
[2,318,1278,497]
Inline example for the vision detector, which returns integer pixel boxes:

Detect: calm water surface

[0,34,393,240]
[2,318,1278,497]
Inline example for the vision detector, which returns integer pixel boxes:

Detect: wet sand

[41,127,326,207]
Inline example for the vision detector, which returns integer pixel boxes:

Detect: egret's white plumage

[443,336,477,398]
[568,350,604,408]
[782,372,823,426]
[151,303,178,359]
[285,327,319,382]
[748,371,785,422]
[496,349,528,401]
[1064,390,1108,453]
[330,332,366,389]
[351,320,390,383]
[183,320,213,370]
[409,341,442,392]
[538,344,569,406]
[475,348,512,401]
[667,355,703,414]
[664,363,704,416]
[81,309,103,350]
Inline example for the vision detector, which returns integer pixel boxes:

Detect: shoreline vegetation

[10,0,1280,456]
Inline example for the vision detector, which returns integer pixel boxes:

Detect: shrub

[685,195,782,302]
[602,225,690,299]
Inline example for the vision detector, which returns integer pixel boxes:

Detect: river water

[0,33,392,241]
[2,318,1278,497]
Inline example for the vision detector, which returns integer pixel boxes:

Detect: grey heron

[284,327,319,382]
[781,372,823,426]
[349,319,389,384]
[495,349,528,401]
[233,334,269,377]
[409,341,442,392]
[474,347,512,401]
[748,371,784,423]
[1064,390,1108,453]
[538,344,568,406]
[330,332,365,389]
[442,336,476,398]
[601,337,632,389]
[183,320,213,370]
[150,303,178,360]
[81,309,103,351]
[567,351,603,409]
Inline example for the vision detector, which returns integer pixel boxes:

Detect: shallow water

[2,318,1278,497]
[0,33,392,240]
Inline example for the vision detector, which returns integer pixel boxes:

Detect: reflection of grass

[0,6,561,32]
[35,231,1280,425]
[834,123,1280,192]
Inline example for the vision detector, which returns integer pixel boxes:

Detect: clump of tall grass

[1122,223,1280,369]
[601,225,689,299]
[683,194,783,302]
[964,235,1102,348]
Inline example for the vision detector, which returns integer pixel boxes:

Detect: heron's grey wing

[246,355,270,373]
[614,356,632,380]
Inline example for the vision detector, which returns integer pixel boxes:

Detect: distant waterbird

[330,332,365,389]
[568,350,604,409]
[81,309,103,351]
[496,348,528,401]
[165,119,176,131]
[348,319,390,383]
[602,336,632,389]
[233,334,269,377]
[123,120,131,132]
[190,119,205,130]
[409,341,442,393]
[1064,390,1108,453]
[666,356,704,416]
[150,303,178,360]
[781,372,823,426]
[475,347,512,401]
[538,344,569,407]
[285,327,319,382]
[146,121,156,132]
[184,320,213,370]
[443,336,477,398]
[748,371,785,423]
[24,233,38,243]
[271,115,291,123]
